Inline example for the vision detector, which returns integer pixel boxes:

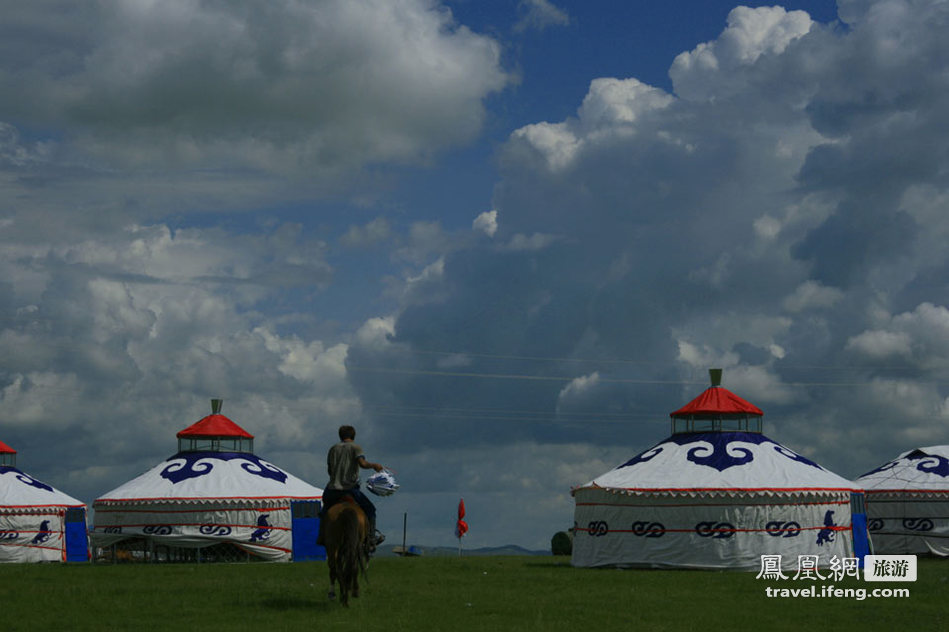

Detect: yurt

[90,400,323,562]
[855,445,949,556]
[1,439,88,563]
[572,370,869,570]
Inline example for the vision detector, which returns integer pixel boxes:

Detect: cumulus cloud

[0,218,349,498]
[0,0,509,182]
[846,330,913,359]
[348,1,949,520]
[510,78,674,170]
[10,0,949,550]
[847,303,949,369]
[670,6,813,100]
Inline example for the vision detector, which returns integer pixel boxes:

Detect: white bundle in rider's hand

[367,469,399,496]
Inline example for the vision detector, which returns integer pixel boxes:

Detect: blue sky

[3,0,949,551]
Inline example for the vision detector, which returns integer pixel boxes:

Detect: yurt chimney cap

[211,398,223,414]
[709,368,722,387]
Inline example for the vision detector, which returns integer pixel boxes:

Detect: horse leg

[340,577,350,607]
[327,550,338,601]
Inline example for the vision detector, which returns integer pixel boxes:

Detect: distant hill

[376,544,549,558]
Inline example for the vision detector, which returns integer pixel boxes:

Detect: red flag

[455,498,468,538]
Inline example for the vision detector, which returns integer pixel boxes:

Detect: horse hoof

[328,591,336,601]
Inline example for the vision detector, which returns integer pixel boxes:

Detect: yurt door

[291,500,325,562]
[64,508,89,562]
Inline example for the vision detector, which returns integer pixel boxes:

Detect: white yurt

[572,370,869,570]
[855,445,949,556]
[1,439,88,563]
[90,400,323,562]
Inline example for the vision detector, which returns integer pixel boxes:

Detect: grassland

[1,556,946,631]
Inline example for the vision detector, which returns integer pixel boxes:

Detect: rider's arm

[357,455,384,472]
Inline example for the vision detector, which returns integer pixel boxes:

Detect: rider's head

[338,425,356,441]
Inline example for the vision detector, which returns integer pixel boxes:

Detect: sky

[2,0,949,551]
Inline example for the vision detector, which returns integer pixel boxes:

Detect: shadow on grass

[524,560,573,569]
[261,596,332,612]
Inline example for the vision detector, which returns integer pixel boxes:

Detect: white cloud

[557,372,600,407]
[473,210,499,237]
[514,0,570,33]
[511,121,581,171]
[783,280,844,312]
[401,257,447,306]
[847,303,949,368]
[510,77,674,170]
[846,329,912,358]
[722,365,795,405]
[0,373,83,429]
[256,327,350,385]
[395,221,451,264]
[340,217,392,249]
[577,78,675,131]
[503,233,559,251]
[670,6,813,100]
[753,215,782,240]
[0,123,51,167]
[677,341,740,372]
[0,0,509,182]
[354,315,396,349]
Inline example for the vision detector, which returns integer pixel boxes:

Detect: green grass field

[1,556,946,631]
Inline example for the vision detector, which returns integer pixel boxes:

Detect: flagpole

[456,497,467,556]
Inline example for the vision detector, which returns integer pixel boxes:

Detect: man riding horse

[318,425,386,550]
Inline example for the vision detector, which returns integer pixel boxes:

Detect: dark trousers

[317,487,377,545]
[322,487,376,523]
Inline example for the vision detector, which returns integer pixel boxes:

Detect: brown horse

[324,497,369,606]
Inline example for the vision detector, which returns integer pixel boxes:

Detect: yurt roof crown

[176,399,255,454]
[669,368,764,434]
[0,439,15,467]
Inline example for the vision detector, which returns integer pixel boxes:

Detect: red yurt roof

[177,414,254,439]
[670,386,763,418]
[670,369,763,418]
[0,439,16,454]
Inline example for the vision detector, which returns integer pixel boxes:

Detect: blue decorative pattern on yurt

[618,432,824,472]
[159,452,288,484]
[0,466,54,492]
[906,450,949,477]
[859,449,949,478]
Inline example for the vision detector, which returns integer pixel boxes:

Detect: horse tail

[338,506,365,600]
